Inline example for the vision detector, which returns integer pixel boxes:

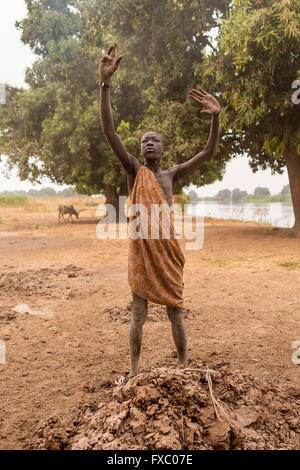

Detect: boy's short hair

[141,130,164,144]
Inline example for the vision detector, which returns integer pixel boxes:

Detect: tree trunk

[104,184,128,223]
[284,146,300,237]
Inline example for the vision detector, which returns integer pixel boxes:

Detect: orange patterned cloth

[128,165,185,307]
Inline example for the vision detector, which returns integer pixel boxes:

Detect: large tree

[203,0,300,235]
[99,0,234,194]
[0,0,231,212]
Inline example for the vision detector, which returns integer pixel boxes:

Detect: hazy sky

[0,0,35,87]
[0,1,289,195]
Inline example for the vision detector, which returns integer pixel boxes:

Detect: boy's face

[141,131,164,159]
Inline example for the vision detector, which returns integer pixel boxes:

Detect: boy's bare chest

[127,170,174,206]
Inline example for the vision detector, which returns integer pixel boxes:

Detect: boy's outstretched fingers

[191,88,206,97]
[116,56,123,66]
[111,43,117,57]
[188,91,204,104]
[198,87,208,95]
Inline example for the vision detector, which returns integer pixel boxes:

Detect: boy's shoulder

[126,153,141,175]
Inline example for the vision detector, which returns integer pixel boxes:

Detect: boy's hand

[99,44,123,82]
[188,88,221,116]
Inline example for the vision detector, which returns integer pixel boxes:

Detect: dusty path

[0,202,299,449]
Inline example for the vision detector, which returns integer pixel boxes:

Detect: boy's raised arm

[99,44,138,174]
[172,88,221,181]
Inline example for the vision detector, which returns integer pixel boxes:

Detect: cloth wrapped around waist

[128,165,185,307]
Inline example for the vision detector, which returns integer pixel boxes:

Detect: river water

[186,202,295,228]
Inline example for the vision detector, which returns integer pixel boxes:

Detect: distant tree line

[188,185,291,203]
[0,187,82,198]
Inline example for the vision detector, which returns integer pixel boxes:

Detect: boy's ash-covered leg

[129,292,148,376]
[167,306,187,364]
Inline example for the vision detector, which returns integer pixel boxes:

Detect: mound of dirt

[105,302,196,323]
[35,366,300,450]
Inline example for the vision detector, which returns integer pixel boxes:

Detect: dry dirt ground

[0,197,299,449]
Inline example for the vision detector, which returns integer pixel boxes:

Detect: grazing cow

[58,205,79,223]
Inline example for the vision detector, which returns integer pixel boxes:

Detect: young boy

[100,44,221,375]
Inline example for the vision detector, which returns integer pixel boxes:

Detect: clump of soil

[0,307,16,323]
[34,366,300,450]
[0,265,84,298]
[104,302,196,323]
